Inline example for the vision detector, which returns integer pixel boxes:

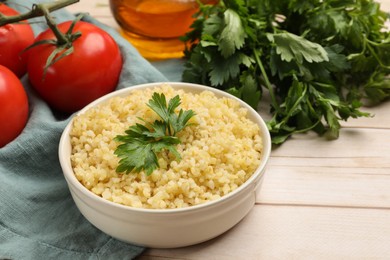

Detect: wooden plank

[269,156,390,172]
[271,128,390,158]
[139,205,390,260]
[341,101,390,129]
[379,0,390,11]
[258,128,390,208]
[257,165,390,208]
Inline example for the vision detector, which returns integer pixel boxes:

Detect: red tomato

[0,65,29,147]
[27,21,122,113]
[0,4,35,77]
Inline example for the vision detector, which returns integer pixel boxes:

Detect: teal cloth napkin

[0,0,170,259]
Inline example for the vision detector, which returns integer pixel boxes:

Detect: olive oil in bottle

[109,0,217,60]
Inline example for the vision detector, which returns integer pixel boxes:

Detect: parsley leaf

[114,93,196,175]
[182,0,390,144]
[267,32,329,64]
[219,9,247,58]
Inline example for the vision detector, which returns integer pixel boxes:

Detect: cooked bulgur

[70,84,263,209]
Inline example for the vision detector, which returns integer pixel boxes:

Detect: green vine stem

[39,4,68,45]
[1,0,84,76]
[0,0,79,26]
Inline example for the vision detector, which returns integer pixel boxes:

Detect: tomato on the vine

[27,21,123,113]
[0,3,35,77]
[0,65,29,147]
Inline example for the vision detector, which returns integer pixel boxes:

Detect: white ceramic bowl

[59,82,271,248]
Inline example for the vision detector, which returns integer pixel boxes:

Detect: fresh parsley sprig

[114,93,196,175]
[182,0,390,144]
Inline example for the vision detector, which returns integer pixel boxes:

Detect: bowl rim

[59,81,271,214]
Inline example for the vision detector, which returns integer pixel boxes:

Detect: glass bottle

[109,0,217,60]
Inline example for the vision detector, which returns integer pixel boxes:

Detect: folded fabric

[0,0,169,259]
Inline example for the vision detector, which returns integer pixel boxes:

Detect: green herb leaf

[114,93,196,175]
[182,0,389,144]
[219,9,247,58]
[267,32,329,64]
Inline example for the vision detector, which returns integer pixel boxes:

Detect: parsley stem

[253,49,280,113]
[365,39,390,70]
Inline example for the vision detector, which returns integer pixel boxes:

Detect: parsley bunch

[114,93,196,175]
[182,0,390,144]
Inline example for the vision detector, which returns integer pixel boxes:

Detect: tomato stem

[39,5,68,46]
[0,0,79,26]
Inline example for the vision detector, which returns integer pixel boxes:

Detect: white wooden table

[68,1,390,259]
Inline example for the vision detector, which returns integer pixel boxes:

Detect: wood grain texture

[66,0,390,259]
[139,205,390,260]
